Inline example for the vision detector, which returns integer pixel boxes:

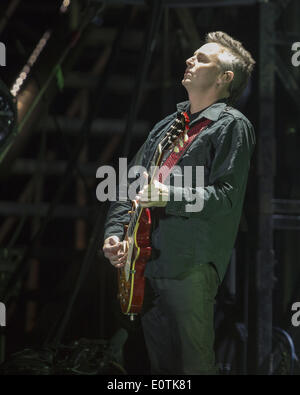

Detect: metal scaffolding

[0,0,300,374]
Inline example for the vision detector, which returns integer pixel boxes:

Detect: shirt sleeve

[165,117,256,218]
[103,142,146,241]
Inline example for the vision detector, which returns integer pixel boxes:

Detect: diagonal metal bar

[39,8,134,347]
[174,7,201,51]
[1,5,131,306]
[122,0,164,158]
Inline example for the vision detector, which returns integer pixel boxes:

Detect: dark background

[0,0,299,375]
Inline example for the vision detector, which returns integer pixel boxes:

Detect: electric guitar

[118,111,190,320]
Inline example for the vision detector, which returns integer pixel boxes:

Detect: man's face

[182,42,225,92]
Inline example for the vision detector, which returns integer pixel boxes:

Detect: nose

[186,55,195,66]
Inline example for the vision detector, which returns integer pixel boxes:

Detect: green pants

[141,263,220,375]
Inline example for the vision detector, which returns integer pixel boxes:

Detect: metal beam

[12,159,99,176]
[40,116,150,136]
[122,0,164,157]
[0,0,21,34]
[0,201,92,218]
[174,7,201,51]
[254,1,277,374]
[165,0,258,6]
[1,7,131,305]
[107,0,259,7]
[273,215,300,230]
[84,28,143,50]
[64,72,160,92]
[0,2,99,174]
[273,199,300,215]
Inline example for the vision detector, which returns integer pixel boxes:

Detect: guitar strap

[156,117,212,183]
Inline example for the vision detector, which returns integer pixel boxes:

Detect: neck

[187,89,226,114]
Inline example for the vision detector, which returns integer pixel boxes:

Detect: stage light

[10,30,51,97]
[60,0,71,14]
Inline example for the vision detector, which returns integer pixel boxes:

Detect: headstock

[162,111,190,153]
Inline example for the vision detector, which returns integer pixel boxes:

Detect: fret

[126,111,189,240]
[119,110,191,317]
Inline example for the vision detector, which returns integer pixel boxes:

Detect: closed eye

[197,54,209,63]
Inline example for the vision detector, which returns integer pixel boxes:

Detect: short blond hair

[205,31,255,104]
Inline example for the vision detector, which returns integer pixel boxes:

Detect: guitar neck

[126,110,189,239]
[126,149,163,238]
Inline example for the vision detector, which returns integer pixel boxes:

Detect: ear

[217,70,234,85]
[224,70,234,84]
[224,70,234,83]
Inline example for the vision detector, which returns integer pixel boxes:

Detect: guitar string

[127,115,186,235]
[127,113,186,237]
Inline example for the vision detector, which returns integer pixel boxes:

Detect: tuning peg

[184,132,188,142]
[174,146,180,153]
[179,138,184,147]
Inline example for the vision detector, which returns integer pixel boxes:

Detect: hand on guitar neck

[103,235,127,268]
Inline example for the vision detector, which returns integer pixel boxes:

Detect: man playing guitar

[103,31,256,375]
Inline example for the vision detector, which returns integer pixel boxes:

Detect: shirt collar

[176,99,228,122]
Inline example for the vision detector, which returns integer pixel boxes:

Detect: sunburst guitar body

[118,203,152,319]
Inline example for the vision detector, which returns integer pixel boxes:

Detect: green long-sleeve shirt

[104,99,255,282]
